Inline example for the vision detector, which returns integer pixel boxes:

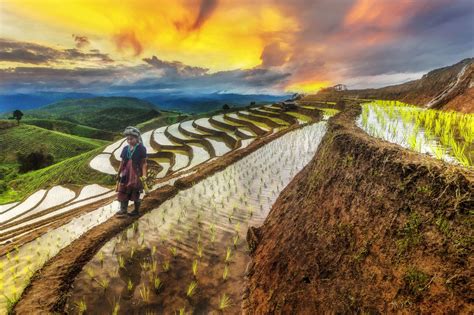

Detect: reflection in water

[66,122,328,314]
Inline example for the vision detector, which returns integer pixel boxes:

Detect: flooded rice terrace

[0,201,119,312]
[357,101,473,167]
[66,122,327,314]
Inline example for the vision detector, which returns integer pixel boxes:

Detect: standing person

[116,126,147,217]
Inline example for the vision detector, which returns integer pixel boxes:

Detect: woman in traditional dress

[116,126,147,217]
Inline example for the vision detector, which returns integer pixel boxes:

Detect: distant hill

[23,119,117,141]
[309,58,474,113]
[0,122,108,165]
[0,92,288,116]
[0,92,96,113]
[143,93,288,113]
[18,97,163,132]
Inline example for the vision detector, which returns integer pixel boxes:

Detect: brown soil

[243,105,473,314]
[443,86,474,114]
[13,108,322,314]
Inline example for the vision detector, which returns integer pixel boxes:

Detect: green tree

[11,109,24,125]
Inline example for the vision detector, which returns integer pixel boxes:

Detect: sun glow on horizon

[285,81,332,94]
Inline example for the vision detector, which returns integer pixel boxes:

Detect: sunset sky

[0,0,472,95]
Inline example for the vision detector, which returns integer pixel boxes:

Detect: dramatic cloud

[260,42,289,68]
[272,0,474,89]
[107,66,291,94]
[143,56,209,77]
[0,0,473,93]
[0,39,59,64]
[192,0,219,30]
[0,57,290,95]
[0,39,113,65]
[113,31,143,56]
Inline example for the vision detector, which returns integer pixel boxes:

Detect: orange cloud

[113,31,143,56]
[2,0,298,72]
[344,0,413,28]
[340,0,438,45]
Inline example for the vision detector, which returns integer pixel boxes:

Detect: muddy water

[66,122,328,314]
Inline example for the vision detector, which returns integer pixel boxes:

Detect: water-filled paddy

[66,122,327,314]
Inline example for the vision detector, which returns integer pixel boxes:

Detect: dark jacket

[120,143,147,177]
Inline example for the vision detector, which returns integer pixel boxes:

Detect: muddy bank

[13,110,322,314]
[244,105,473,313]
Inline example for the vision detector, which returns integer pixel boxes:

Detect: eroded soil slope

[244,106,473,313]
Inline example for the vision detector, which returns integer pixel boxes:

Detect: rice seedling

[186,281,198,297]
[154,276,163,292]
[218,293,232,310]
[197,243,204,258]
[162,260,170,272]
[431,144,445,160]
[222,265,229,281]
[225,246,232,263]
[74,298,87,315]
[127,279,134,292]
[118,255,125,269]
[169,246,178,257]
[232,235,239,248]
[111,267,119,277]
[150,259,158,274]
[98,251,104,267]
[234,222,241,234]
[139,286,151,302]
[192,259,198,277]
[111,300,120,315]
[85,267,95,279]
[407,133,420,152]
[97,278,109,291]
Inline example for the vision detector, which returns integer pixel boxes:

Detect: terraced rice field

[65,121,328,314]
[0,103,320,313]
[89,105,313,179]
[357,100,474,167]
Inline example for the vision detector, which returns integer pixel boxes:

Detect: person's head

[123,126,142,146]
[126,135,139,146]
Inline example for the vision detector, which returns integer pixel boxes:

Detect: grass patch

[0,124,108,164]
[401,267,431,300]
[0,146,115,204]
[22,118,117,141]
[396,212,422,256]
